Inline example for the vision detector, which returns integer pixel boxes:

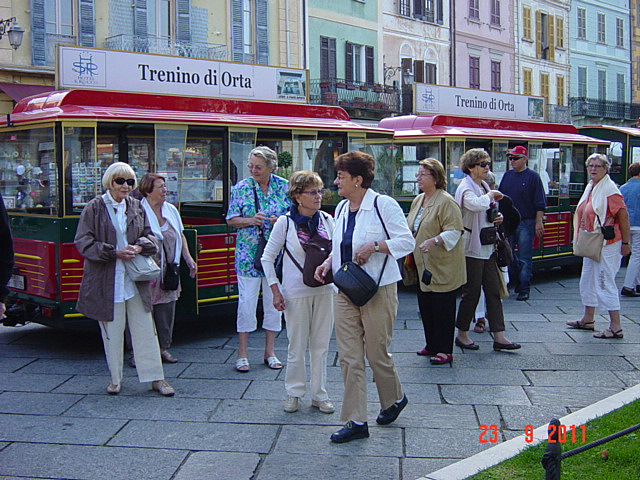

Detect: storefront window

[0,127,57,214]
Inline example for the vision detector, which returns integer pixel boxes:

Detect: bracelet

[622,242,629,245]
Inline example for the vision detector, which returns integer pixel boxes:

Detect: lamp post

[0,17,24,50]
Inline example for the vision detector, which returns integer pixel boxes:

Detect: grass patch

[468,399,640,479]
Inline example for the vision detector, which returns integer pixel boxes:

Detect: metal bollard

[541,418,561,480]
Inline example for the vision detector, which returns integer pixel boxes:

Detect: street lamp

[0,17,24,50]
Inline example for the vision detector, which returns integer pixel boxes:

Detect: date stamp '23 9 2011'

[479,424,587,444]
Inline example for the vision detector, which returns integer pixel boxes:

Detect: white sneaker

[284,396,299,413]
[312,399,335,414]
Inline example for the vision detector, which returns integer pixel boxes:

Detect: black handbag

[162,262,180,291]
[283,215,333,287]
[333,195,389,307]
[495,226,513,268]
[479,226,498,245]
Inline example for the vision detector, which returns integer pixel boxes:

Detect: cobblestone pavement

[1,268,639,480]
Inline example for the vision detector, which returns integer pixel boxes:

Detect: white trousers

[580,241,622,312]
[284,293,334,401]
[99,294,164,385]
[236,275,282,332]
[623,229,640,289]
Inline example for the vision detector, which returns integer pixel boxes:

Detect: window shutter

[31,0,46,66]
[413,60,424,83]
[176,0,191,43]
[547,15,555,62]
[436,0,443,24]
[256,0,269,64]
[329,38,336,80]
[345,42,353,82]
[535,11,542,59]
[414,0,424,18]
[365,46,374,85]
[133,0,148,52]
[231,0,243,62]
[320,37,329,80]
[78,0,95,47]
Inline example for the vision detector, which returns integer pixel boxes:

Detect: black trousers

[417,289,457,354]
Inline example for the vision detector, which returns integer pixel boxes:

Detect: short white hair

[585,153,610,172]
[102,162,137,190]
[249,146,278,171]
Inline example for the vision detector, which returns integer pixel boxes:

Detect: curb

[416,383,640,480]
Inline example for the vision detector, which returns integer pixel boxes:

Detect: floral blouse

[226,174,290,277]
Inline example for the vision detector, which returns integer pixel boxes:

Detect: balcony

[104,34,228,61]
[546,104,571,124]
[309,79,401,118]
[570,97,640,122]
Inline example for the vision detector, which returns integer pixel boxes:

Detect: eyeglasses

[302,189,324,196]
[415,172,433,179]
[508,156,523,161]
[587,164,605,169]
[474,161,491,168]
[113,177,135,186]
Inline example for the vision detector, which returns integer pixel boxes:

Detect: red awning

[0,83,55,103]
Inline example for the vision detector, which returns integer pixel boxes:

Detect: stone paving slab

[64,394,218,421]
[257,453,399,480]
[475,405,501,430]
[179,361,284,380]
[0,357,36,373]
[543,342,623,356]
[452,353,635,371]
[440,385,531,406]
[0,413,127,445]
[403,458,458,480]
[161,347,234,363]
[509,321,572,331]
[109,419,278,453]
[499,405,570,430]
[213,398,343,425]
[377,366,529,386]
[0,443,187,480]
[0,373,71,392]
[0,392,83,415]
[614,370,640,387]
[523,386,623,408]
[174,451,261,480]
[406,427,495,458]
[524,370,627,387]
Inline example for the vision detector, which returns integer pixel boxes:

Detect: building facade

[570,0,633,126]
[633,0,640,106]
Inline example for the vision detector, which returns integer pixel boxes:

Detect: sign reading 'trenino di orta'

[57,45,308,103]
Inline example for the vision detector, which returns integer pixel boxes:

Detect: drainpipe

[449,0,455,86]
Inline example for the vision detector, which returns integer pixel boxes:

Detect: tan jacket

[74,195,158,322]
[407,190,466,292]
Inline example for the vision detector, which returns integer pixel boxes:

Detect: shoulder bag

[105,201,160,282]
[333,196,390,307]
[573,214,607,263]
[284,213,333,287]
[495,226,513,268]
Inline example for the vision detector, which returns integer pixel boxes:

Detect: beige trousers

[334,283,403,423]
[284,293,334,401]
[99,294,165,385]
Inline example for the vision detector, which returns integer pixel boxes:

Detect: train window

[181,133,224,203]
[387,141,440,197]
[154,126,187,205]
[446,140,466,195]
[559,145,571,197]
[492,140,509,186]
[606,141,623,174]
[229,129,258,190]
[66,126,100,212]
[570,144,586,195]
[632,146,640,165]
[0,127,57,214]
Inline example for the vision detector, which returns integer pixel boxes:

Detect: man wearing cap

[499,146,546,301]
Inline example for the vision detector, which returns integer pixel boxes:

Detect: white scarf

[455,175,490,256]
[141,198,183,264]
[574,174,620,239]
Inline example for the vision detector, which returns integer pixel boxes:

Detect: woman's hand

[186,258,197,278]
[354,243,376,265]
[419,238,437,253]
[622,243,631,257]
[268,214,278,225]
[272,288,286,311]
[252,212,267,226]
[115,245,141,261]
[314,257,332,283]
[489,190,504,201]
[493,212,504,225]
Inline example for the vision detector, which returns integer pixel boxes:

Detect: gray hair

[585,153,610,172]
[249,146,278,171]
[102,162,137,190]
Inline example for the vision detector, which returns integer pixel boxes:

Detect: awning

[0,82,55,102]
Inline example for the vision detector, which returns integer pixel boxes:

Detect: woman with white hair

[74,162,174,396]
[567,153,631,339]
[226,146,291,372]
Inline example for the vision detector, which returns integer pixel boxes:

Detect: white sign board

[415,84,545,121]
[57,46,308,103]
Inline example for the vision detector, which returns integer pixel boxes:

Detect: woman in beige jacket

[75,162,174,396]
[406,158,465,365]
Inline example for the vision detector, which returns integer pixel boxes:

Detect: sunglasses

[475,161,491,168]
[113,177,135,186]
[508,156,523,161]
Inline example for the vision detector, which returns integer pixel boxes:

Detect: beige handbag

[573,229,604,262]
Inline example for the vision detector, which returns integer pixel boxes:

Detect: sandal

[430,353,453,365]
[264,356,283,370]
[474,318,486,333]
[566,320,595,331]
[593,329,624,339]
[235,357,250,372]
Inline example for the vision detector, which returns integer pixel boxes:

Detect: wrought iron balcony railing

[46,33,77,66]
[104,34,228,61]
[309,78,401,115]
[570,97,640,121]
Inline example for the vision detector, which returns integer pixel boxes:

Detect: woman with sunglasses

[261,171,335,414]
[454,149,520,352]
[75,162,174,396]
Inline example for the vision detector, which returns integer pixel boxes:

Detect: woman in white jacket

[261,170,335,415]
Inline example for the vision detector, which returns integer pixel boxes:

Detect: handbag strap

[253,186,264,238]
[282,216,303,274]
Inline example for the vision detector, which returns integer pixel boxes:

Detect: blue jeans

[508,219,535,294]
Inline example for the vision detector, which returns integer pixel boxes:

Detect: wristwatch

[434,237,440,246]
[374,241,380,252]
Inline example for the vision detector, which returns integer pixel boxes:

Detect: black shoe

[330,421,369,443]
[635,285,640,294]
[455,337,480,350]
[376,394,408,425]
[493,341,522,351]
[516,292,529,301]
[621,287,640,297]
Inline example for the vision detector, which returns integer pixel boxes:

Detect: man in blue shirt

[619,162,640,297]
[499,146,546,301]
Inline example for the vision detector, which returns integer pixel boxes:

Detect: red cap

[508,146,528,157]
